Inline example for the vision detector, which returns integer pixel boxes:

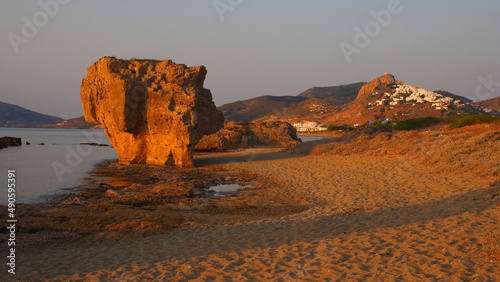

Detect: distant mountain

[218,83,365,122]
[477,96,500,112]
[297,82,366,105]
[219,96,306,122]
[37,116,102,129]
[0,101,62,127]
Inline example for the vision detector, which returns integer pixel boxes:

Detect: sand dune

[9,149,500,281]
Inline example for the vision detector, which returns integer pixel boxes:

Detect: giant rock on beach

[81,57,224,167]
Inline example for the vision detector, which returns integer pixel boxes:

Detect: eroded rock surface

[81,57,224,167]
[356,73,397,102]
[195,121,301,151]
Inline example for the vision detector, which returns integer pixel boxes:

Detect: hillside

[319,74,486,126]
[477,96,500,112]
[218,96,307,122]
[219,74,493,126]
[0,101,62,127]
[433,90,472,104]
[37,116,102,129]
[218,83,365,122]
[297,82,366,105]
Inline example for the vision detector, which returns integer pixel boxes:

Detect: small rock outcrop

[195,121,301,151]
[81,57,224,167]
[0,136,22,149]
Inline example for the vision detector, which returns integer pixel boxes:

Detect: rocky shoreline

[0,152,307,250]
[0,136,22,149]
[195,121,301,151]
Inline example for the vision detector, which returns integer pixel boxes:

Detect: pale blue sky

[1,0,499,118]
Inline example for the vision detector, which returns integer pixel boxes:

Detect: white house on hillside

[292,121,327,132]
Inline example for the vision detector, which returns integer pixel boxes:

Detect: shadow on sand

[193,138,335,167]
[16,177,500,279]
[194,148,299,167]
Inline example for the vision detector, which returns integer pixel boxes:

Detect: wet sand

[6,148,500,280]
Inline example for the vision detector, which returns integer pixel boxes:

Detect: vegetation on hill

[394,117,444,130]
[450,115,500,129]
[290,117,500,178]
[322,114,499,133]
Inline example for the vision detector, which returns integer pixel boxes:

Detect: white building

[292,121,327,132]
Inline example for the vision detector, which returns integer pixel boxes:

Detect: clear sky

[1,0,499,119]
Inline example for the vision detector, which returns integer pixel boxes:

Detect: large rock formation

[81,57,224,167]
[195,121,301,151]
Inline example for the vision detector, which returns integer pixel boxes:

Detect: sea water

[0,128,118,205]
[298,136,325,142]
[206,184,253,197]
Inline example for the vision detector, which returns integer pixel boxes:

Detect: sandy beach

[4,1,500,280]
[7,144,500,281]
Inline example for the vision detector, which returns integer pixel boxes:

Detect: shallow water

[0,128,118,204]
[298,136,326,142]
[206,184,253,197]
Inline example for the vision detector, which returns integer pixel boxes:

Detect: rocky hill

[219,74,496,126]
[0,101,62,127]
[218,82,365,122]
[318,73,488,126]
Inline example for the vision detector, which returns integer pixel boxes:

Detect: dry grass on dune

[301,121,500,178]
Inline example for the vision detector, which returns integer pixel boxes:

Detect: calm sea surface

[298,136,325,142]
[0,128,118,205]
